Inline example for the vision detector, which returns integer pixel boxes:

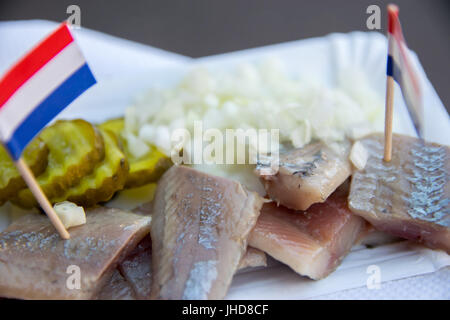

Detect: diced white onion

[350,140,369,170]
[54,201,86,229]
[122,58,383,192]
[124,132,150,159]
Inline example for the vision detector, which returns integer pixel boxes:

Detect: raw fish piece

[249,186,366,279]
[129,202,265,298]
[349,133,450,253]
[118,236,152,300]
[96,269,136,300]
[0,207,151,299]
[116,236,263,299]
[151,165,264,299]
[257,141,351,210]
[237,247,267,270]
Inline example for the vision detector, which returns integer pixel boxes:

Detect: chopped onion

[125,59,383,155]
[350,141,369,171]
[123,59,383,192]
[54,201,86,229]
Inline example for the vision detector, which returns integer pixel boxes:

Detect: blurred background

[0,0,449,111]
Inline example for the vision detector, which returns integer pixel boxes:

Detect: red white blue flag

[0,22,96,160]
[386,5,423,137]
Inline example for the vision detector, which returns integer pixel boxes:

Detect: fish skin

[257,141,351,211]
[249,186,366,280]
[349,133,450,253]
[133,201,265,270]
[96,269,136,300]
[118,236,152,300]
[129,201,265,298]
[115,237,264,299]
[150,165,264,300]
[0,207,151,300]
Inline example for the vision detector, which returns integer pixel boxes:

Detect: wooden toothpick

[384,75,395,162]
[14,158,70,239]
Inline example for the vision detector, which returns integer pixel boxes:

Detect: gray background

[1,0,449,112]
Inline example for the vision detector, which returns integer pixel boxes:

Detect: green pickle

[99,118,172,188]
[13,120,105,208]
[52,128,129,207]
[0,138,49,205]
[98,118,124,135]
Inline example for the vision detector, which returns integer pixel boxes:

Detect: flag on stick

[0,22,96,239]
[384,4,424,161]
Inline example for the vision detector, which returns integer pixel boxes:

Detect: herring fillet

[257,141,351,210]
[99,236,152,300]
[349,133,450,253]
[118,236,152,299]
[96,269,136,300]
[133,201,265,272]
[151,165,264,300]
[237,247,267,270]
[249,186,366,280]
[130,202,265,298]
[0,207,151,300]
[116,236,263,299]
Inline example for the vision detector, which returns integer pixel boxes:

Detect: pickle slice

[124,146,172,188]
[0,138,49,205]
[98,118,124,135]
[99,118,172,188]
[13,120,105,208]
[52,128,129,207]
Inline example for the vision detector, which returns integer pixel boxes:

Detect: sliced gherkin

[99,118,172,188]
[98,118,124,136]
[52,128,129,207]
[124,146,172,188]
[13,120,105,208]
[0,138,49,205]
